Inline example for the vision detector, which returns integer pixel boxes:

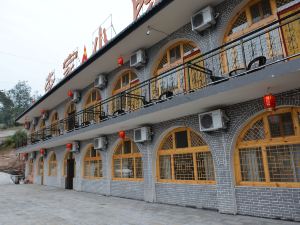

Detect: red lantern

[117,56,124,66]
[40,149,45,155]
[119,130,126,139]
[41,109,46,114]
[263,93,276,111]
[66,143,72,151]
[68,90,73,97]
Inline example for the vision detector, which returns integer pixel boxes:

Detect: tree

[8,81,32,123]
[0,90,14,127]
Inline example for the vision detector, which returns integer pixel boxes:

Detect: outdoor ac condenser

[134,127,151,143]
[191,6,216,32]
[199,109,229,132]
[94,74,107,90]
[130,49,146,68]
[72,91,81,103]
[94,136,107,150]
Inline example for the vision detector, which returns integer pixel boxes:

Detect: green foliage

[2,130,27,148]
[0,91,14,127]
[8,81,32,122]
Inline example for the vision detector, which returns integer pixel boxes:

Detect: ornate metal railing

[16,9,300,149]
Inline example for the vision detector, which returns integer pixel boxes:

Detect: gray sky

[0,0,134,95]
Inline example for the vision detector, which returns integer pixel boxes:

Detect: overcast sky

[0,0,134,95]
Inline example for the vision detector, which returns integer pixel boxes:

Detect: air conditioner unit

[70,141,80,153]
[42,111,48,120]
[199,109,229,132]
[94,136,107,150]
[134,126,151,143]
[72,91,81,103]
[32,117,38,127]
[130,49,146,68]
[191,6,216,32]
[94,74,107,89]
[29,152,36,160]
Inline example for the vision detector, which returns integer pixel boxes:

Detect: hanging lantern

[82,45,88,63]
[263,93,276,111]
[118,130,126,139]
[41,109,46,115]
[117,56,124,66]
[68,90,73,98]
[40,149,46,156]
[66,143,73,151]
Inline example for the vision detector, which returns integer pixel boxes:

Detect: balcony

[16,9,300,149]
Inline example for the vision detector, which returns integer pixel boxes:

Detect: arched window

[39,119,46,140]
[235,107,300,187]
[63,152,76,177]
[48,152,57,176]
[37,157,44,176]
[28,159,34,175]
[157,127,215,184]
[83,145,102,179]
[224,0,300,73]
[65,102,76,131]
[111,70,141,113]
[51,112,59,136]
[112,139,143,180]
[83,88,101,125]
[152,41,205,99]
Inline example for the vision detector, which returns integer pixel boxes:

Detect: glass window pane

[196,152,215,180]
[122,73,130,87]
[174,153,195,180]
[266,144,300,182]
[122,158,134,178]
[239,147,265,182]
[135,157,143,178]
[123,140,131,154]
[175,131,188,148]
[159,155,172,179]
[229,12,248,35]
[261,0,272,18]
[114,159,121,178]
[268,113,294,138]
[170,45,181,63]
[250,3,261,23]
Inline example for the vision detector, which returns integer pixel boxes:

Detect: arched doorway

[152,41,205,100]
[37,156,44,185]
[50,112,59,136]
[83,88,101,125]
[111,70,141,114]
[223,0,300,74]
[63,152,76,189]
[65,102,76,131]
[234,107,300,187]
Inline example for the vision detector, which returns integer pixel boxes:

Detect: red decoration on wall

[117,56,124,66]
[119,130,126,139]
[40,149,45,155]
[263,93,276,111]
[66,143,73,151]
[82,46,88,63]
[68,90,73,98]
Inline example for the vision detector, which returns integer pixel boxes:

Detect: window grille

[229,12,248,35]
[112,139,143,180]
[235,107,300,187]
[83,146,102,179]
[157,128,215,184]
[243,119,265,141]
[276,0,295,8]
[48,153,57,176]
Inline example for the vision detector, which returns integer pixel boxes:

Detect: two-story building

[16,0,300,221]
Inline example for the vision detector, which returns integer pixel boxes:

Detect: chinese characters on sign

[132,0,157,20]
[63,50,79,77]
[92,27,108,54]
[44,71,55,93]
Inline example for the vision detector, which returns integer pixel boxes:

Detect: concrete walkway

[0,184,298,225]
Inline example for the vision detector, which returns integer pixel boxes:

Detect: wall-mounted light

[146,25,169,36]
